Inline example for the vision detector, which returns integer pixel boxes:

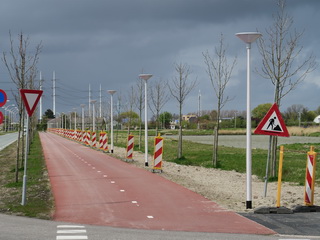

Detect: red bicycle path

[40,132,275,234]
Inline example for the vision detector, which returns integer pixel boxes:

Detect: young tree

[257,0,317,177]
[168,63,197,159]
[159,111,172,129]
[149,78,170,135]
[252,103,273,120]
[203,33,237,167]
[125,86,137,134]
[2,32,42,182]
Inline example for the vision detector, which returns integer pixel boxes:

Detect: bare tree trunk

[212,126,218,167]
[178,103,183,159]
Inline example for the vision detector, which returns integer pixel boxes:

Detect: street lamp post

[80,104,85,131]
[139,74,153,167]
[236,32,262,209]
[3,104,14,132]
[91,100,97,132]
[107,90,116,153]
[73,108,77,130]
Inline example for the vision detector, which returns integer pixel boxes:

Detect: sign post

[20,89,43,206]
[254,103,290,198]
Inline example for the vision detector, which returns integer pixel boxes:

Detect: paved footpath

[40,132,274,235]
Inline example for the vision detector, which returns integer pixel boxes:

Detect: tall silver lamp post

[91,100,97,132]
[139,74,153,167]
[80,104,85,131]
[107,90,116,153]
[73,108,77,130]
[236,32,262,209]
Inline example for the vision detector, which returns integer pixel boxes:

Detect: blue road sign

[0,89,7,107]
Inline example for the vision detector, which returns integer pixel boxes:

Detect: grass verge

[0,132,53,219]
[113,131,320,186]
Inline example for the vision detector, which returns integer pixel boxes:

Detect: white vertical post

[21,114,29,206]
[81,104,85,131]
[107,90,116,153]
[99,84,102,118]
[39,71,42,121]
[53,71,56,116]
[139,74,153,167]
[91,100,97,132]
[246,42,252,209]
[74,109,77,130]
[144,80,148,166]
[236,32,261,209]
[89,84,91,118]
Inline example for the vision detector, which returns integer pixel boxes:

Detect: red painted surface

[40,132,275,234]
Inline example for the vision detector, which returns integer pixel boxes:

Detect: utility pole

[198,89,201,129]
[52,71,56,116]
[99,84,102,118]
[89,84,91,117]
[39,71,43,121]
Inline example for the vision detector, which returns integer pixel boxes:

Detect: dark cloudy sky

[0,0,319,118]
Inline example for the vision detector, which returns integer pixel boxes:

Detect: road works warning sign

[254,103,290,137]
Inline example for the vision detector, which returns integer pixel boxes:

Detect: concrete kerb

[254,206,293,214]
[292,205,320,213]
[254,205,320,214]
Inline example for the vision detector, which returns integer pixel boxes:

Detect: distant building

[182,114,198,123]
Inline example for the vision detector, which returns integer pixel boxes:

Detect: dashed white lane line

[57,225,85,228]
[147,216,154,219]
[111,181,115,183]
[120,189,125,192]
[57,230,87,234]
[103,175,107,177]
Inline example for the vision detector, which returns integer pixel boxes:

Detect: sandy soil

[112,146,319,213]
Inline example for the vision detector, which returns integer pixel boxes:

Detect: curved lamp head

[139,74,153,82]
[236,32,262,44]
[107,90,117,95]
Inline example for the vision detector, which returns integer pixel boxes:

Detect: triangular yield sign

[254,103,290,137]
[20,89,43,117]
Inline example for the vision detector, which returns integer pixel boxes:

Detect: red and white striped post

[152,134,163,172]
[126,134,134,161]
[100,132,109,152]
[304,146,317,206]
[85,131,91,146]
[91,131,97,148]
[82,131,87,144]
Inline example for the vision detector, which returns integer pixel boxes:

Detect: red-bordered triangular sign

[254,103,290,137]
[20,89,43,117]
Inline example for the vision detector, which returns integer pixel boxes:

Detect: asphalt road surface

[0,132,18,151]
[39,132,273,235]
[2,213,315,240]
[165,135,320,149]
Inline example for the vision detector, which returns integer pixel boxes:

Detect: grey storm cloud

[0,0,319,116]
